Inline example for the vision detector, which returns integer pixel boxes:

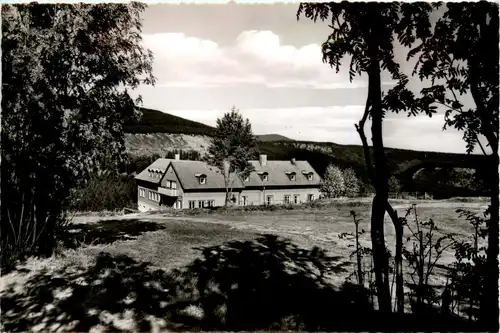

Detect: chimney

[259,154,267,167]
[291,158,296,165]
[174,153,180,160]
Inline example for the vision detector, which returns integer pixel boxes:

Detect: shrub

[69,174,137,212]
[321,164,345,198]
[342,168,361,197]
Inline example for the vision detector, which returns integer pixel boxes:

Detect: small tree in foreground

[320,164,345,198]
[205,107,258,206]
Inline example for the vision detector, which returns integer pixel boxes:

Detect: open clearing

[1,198,489,332]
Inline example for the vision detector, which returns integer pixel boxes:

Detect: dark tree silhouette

[407,3,499,328]
[1,3,155,270]
[297,2,435,313]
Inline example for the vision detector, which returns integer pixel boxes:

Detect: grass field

[1,198,489,332]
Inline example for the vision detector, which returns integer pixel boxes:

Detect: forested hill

[124,107,216,136]
[124,107,490,198]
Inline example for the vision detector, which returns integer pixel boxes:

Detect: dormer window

[257,171,269,181]
[285,171,296,181]
[302,170,314,181]
[244,176,249,182]
[195,173,207,185]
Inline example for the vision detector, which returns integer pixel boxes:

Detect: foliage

[402,204,456,314]
[342,168,361,197]
[1,2,154,270]
[165,149,202,161]
[68,175,137,212]
[320,164,345,198]
[297,1,438,314]
[204,107,259,205]
[339,211,369,287]
[409,2,499,155]
[388,176,402,193]
[408,3,499,326]
[448,209,488,321]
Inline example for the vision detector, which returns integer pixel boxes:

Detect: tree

[205,107,258,206]
[1,3,154,270]
[297,2,434,313]
[408,2,499,327]
[388,176,402,193]
[342,168,360,197]
[321,164,346,198]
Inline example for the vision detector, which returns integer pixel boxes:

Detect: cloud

[142,30,371,89]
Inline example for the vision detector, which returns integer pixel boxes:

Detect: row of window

[139,188,160,202]
[265,194,315,205]
[188,200,215,209]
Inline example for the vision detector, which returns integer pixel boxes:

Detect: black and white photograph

[1,1,498,332]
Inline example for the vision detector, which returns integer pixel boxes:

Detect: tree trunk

[368,36,392,314]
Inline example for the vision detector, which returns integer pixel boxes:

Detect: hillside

[124,107,216,136]
[257,134,294,142]
[125,108,293,142]
[124,107,490,198]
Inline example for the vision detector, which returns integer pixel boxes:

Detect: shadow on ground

[1,234,482,332]
[62,219,165,248]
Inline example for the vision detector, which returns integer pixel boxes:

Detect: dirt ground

[1,198,489,332]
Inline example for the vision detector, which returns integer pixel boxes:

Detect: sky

[131,3,482,154]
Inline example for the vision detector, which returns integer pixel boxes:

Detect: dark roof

[134,158,174,184]
[170,161,245,190]
[243,160,322,187]
[136,158,322,190]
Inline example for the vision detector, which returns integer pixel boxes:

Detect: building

[135,154,322,212]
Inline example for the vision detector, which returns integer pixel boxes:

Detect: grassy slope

[1,200,488,332]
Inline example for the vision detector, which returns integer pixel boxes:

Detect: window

[284,195,290,204]
[241,196,248,206]
[148,191,152,200]
[308,194,315,202]
[199,176,206,185]
[294,195,300,204]
[308,174,313,181]
[198,200,204,208]
[263,174,268,181]
[244,176,249,182]
[166,180,171,188]
[266,195,274,205]
[189,200,196,209]
[290,174,296,181]
[171,181,177,189]
[207,200,215,208]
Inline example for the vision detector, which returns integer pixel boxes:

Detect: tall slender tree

[297,2,435,313]
[205,107,259,206]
